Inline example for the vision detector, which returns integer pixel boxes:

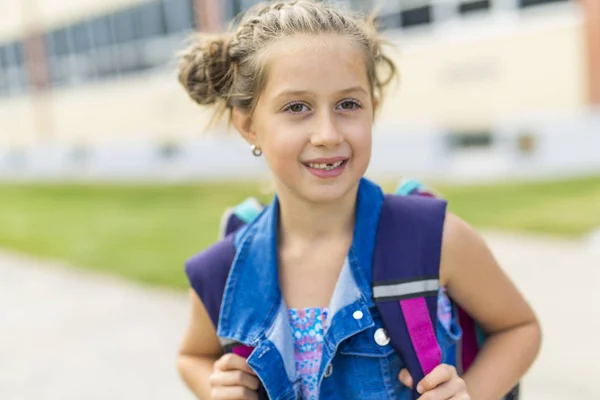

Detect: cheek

[346,120,373,152]
[260,119,303,152]
[258,125,301,171]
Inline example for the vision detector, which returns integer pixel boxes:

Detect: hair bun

[178,34,235,106]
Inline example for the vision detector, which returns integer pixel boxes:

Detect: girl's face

[236,34,376,205]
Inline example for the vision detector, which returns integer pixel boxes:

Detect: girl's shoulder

[438,211,496,289]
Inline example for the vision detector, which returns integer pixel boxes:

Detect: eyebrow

[273,86,369,100]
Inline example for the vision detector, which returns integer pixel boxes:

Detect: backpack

[186,179,520,400]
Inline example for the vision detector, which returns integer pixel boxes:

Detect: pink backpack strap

[373,194,447,398]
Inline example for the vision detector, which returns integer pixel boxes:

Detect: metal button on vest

[323,363,333,378]
[352,310,363,320]
[374,328,390,346]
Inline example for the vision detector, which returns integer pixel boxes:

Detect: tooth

[306,161,344,170]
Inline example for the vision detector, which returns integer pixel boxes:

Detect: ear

[232,107,257,146]
[372,96,381,116]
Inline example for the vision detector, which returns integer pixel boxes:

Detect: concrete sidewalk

[0,252,195,400]
[483,232,600,399]
[1,232,598,399]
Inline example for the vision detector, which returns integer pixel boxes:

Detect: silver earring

[251,145,262,157]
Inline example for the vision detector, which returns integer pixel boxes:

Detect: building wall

[379,5,588,131]
[0,71,217,147]
[0,0,150,41]
[0,0,593,148]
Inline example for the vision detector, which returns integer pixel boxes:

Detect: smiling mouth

[305,160,346,171]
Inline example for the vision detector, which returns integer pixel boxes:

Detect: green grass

[0,182,273,289]
[0,176,598,289]
[432,176,600,237]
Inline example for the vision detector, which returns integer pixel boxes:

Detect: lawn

[1,176,598,289]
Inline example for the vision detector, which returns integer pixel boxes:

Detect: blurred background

[1,0,599,399]
[0,0,599,182]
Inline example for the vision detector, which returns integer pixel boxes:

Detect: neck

[276,183,359,247]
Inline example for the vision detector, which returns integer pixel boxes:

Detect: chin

[274,161,365,205]
[300,178,360,205]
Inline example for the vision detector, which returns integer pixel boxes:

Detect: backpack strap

[373,194,447,398]
[188,195,264,336]
[185,234,237,331]
[219,197,264,238]
[191,196,262,331]
[186,200,269,399]
[391,180,520,400]
[202,196,263,348]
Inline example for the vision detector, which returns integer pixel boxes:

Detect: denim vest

[216,178,462,399]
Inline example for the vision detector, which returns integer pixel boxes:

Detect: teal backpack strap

[218,197,264,239]
[396,177,437,197]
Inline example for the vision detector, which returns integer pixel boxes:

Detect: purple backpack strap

[221,213,247,239]
[185,233,268,400]
[373,194,447,399]
[185,234,237,329]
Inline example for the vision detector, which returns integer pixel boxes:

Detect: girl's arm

[177,289,224,399]
[439,213,542,400]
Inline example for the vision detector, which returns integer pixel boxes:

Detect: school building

[0,0,599,180]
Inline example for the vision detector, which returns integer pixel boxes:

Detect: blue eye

[337,100,361,111]
[284,102,309,114]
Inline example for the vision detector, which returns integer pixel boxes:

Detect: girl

[176,1,541,399]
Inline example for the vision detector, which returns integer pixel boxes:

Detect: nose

[310,111,343,148]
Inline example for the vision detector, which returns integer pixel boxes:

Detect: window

[138,2,168,39]
[113,9,141,44]
[401,5,432,27]
[50,28,71,57]
[162,0,195,35]
[519,0,570,8]
[89,15,115,49]
[69,22,98,83]
[45,28,72,86]
[10,42,25,68]
[71,22,92,54]
[348,0,376,13]
[228,0,244,19]
[458,0,491,14]
[375,0,433,30]
[5,0,202,90]
[226,0,264,21]
[2,42,28,94]
[113,9,145,74]
[447,131,494,150]
[0,45,8,95]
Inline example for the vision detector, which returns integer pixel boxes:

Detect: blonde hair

[177,0,397,124]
